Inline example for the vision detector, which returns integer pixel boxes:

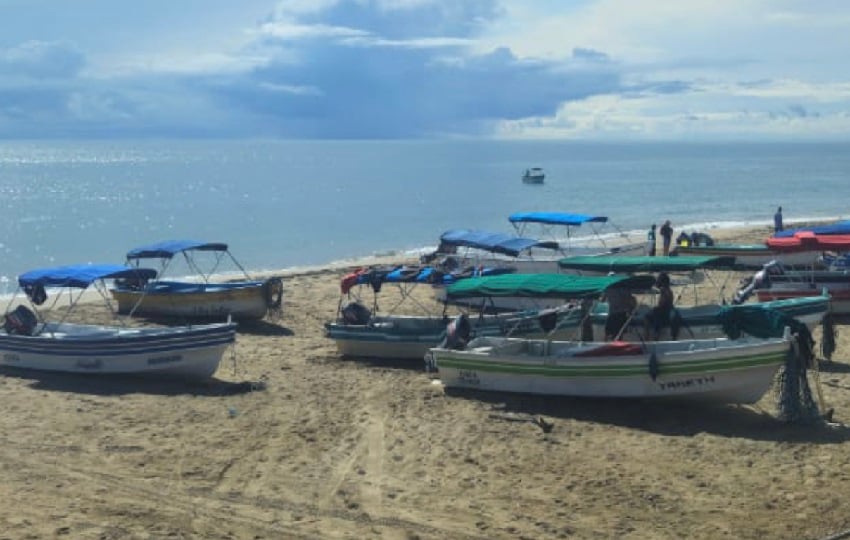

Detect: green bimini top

[445,273,655,300]
[557,255,736,273]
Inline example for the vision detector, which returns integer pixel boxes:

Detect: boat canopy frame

[9,264,159,333]
[124,240,253,283]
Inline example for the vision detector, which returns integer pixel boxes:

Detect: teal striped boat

[428,333,790,403]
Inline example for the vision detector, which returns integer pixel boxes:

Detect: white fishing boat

[111,240,283,320]
[325,269,646,360]
[1,264,237,379]
[427,333,790,403]
[522,167,545,184]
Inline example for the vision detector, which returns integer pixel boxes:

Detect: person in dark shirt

[646,272,674,340]
[660,220,673,256]
[603,286,637,341]
[774,206,783,233]
[647,224,657,256]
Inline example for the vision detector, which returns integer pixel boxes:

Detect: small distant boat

[522,168,545,184]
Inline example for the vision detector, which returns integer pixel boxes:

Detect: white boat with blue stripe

[1,264,237,379]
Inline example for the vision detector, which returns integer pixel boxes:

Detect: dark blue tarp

[126,240,229,259]
[357,265,514,287]
[773,220,850,238]
[19,264,158,289]
[439,229,559,256]
[508,212,609,226]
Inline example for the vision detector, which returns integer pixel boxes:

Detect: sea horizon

[1,138,848,292]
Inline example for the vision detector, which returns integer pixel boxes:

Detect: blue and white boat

[111,240,283,320]
[1,264,237,379]
[508,212,645,257]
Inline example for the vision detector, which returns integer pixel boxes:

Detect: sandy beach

[2,223,850,540]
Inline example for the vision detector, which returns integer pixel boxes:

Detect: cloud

[0,0,849,139]
[1,40,85,79]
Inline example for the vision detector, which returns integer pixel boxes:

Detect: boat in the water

[111,240,283,321]
[522,167,545,184]
[1,264,237,379]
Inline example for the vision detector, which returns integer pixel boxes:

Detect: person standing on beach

[774,206,783,233]
[660,220,673,256]
[647,224,657,256]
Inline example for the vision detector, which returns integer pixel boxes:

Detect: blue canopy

[19,264,158,289]
[773,220,850,238]
[439,229,559,256]
[126,240,229,260]
[508,212,609,226]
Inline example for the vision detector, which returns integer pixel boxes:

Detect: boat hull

[325,308,587,360]
[674,244,815,269]
[757,289,850,315]
[430,336,789,403]
[112,280,271,320]
[0,322,237,379]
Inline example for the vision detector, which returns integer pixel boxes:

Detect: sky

[1,0,849,140]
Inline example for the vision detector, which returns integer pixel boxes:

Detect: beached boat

[672,243,815,269]
[754,232,850,314]
[427,332,790,403]
[324,267,637,360]
[557,255,830,338]
[522,167,545,184]
[111,240,283,320]
[508,212,645,257]
[447,270,828,342]
[427,287,811,403]
[1,264,237,379]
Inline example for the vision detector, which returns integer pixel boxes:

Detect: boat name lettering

[457,370,480,386]
[148,354,182,365]
[658,376,716,391]
[76,358,102,370]
[3,353,20,363]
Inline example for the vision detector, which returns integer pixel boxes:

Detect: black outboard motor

[4,305,38,336]
[439,313,471,350]
[341,302,371,325]
[732,260,781,304]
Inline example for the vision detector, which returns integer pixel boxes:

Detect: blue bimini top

[439,229,559,256]
[126,240,229,260]
[508,212,609,226]
[19,264,158,289]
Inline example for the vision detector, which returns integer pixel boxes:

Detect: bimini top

[126,240,229,260]
[446,273,655,300]
[439,229,559,257]
[558,255,736,273]
[508,212,609,226]
[19,264,158,289]
[765,231,850,252]
[773,220,850,238]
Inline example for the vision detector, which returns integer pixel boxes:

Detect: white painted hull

[326,308,587,360]
[430,336,789,403]
[0,322,237,379]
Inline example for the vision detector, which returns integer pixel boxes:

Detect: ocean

[1,139,848,288]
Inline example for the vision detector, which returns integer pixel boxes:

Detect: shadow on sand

[0,366,268,397]
[444,387,850,444]
[132,315,294,337]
